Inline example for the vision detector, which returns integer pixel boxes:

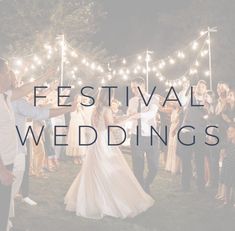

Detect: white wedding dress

[64,108,154,219]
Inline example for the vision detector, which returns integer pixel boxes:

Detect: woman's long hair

[92,88,114,126]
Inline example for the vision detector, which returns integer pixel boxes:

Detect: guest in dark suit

[178,80,208,192]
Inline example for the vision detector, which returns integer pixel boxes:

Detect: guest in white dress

[165,103,180,174]
[65,88,154,219]
[66,95,87,164]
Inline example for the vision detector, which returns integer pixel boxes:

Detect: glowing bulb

[182,76,187,82]
[119,69,124,75]
[16,59,23,66]
[189,69,198,75]
[152,66,157,72]
[159,76,164,81]
[14,70,20,75]
[82,58,86,64]
[169,58,175,64]
[30,64,35,70]
[205,70,210,76]
[71,51,78,58]
[101,78,105,84]
[200,31,206,36]
[78,80,83,85]
[29,77,35,82]
[36,59,42,65]
[33,55,39,62]
[122,59,126,64]
[201,50,208,57]
[178,80,182,86]
[177,51,185,59]
[138,55,142,60]
[122,75,128,80]
[73,66,78,72]
[206,39,210,44]
[91,63,96,70]
[192,41,198,50]
[126,69,130,74]
[195,60,200,66]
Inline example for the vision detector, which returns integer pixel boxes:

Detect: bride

[64,88,154,219]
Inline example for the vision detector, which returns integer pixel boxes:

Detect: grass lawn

[13,155,235,231]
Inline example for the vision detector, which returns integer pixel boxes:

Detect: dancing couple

[64,77,159,219]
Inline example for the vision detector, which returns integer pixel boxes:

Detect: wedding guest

[165,102,181,174]
[31,120,47,177]
[111,98,125,144]
[66,95,87,164]
[127,77,159,193]
[178,80,208,192]
[203,90,216,187]
[9,71,77,208]
[220,125,235,207]
[0,57,53,231]
[214,84,231,197]
[44,119,57,172]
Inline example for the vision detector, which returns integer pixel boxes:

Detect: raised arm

[11,69,55,101]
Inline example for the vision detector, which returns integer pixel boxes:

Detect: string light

[192,41,199,50]
[8,28,212,87]
[169,58,175,64]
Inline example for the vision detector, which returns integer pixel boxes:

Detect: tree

[0,0,106,57]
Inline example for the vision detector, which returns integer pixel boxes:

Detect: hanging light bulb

[195,60,200,66]
[122,74,128,80]
[30,64,35,70]
[138,55,142,61]
[201,50,208,57]
[177,51,185,59]
[70,51,78,58]
[169,58,175,64]
[15,59,23,67]
[82,58,86,64]
[192,41,199,50]
[206,39,210,44]
[152,66,157,72]
[200,31,206,36]
[126,69,130,74]
[77,79,83,85]
[182,76,187,82]
[122,58,126,64]
[119,69,124,75]
[204,70,210,76]
[29,77,35,82]
[91,63,96,70]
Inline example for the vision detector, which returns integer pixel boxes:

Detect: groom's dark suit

[128,94,159,192]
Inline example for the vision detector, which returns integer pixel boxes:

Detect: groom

[128,77,159,193]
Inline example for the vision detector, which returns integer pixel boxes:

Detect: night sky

[92,0,235,86]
